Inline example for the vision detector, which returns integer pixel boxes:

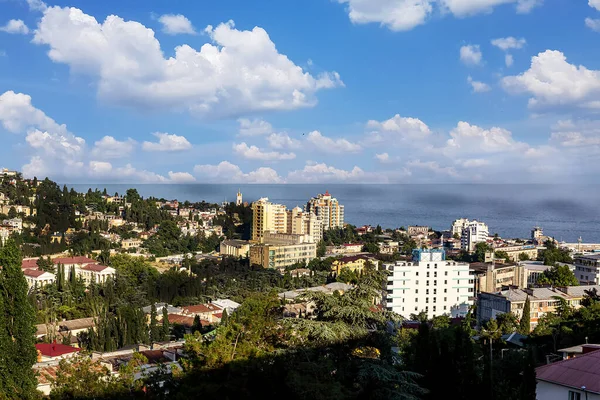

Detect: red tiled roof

[182,303,222,314]
[536,349,600,393]
[21,259,39,269]
[80,264,111,272]
[140,350,168,364]
[36,343,80,357]
[167,314,209,327]
[213,313,223,318]
[23,269,48,278]
[52,256,96,265]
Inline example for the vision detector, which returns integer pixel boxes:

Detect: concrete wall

[537,381,600,400]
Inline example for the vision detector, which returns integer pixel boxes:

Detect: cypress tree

[519,297,531,334]
[149,303,159,343]
[0,240,38,398]
[192,315,202,333]
[161,307,170,341]
[520,347,537,400]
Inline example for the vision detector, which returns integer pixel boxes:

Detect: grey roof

[142,303,183,314]
[221,239,249,248]
[501,332,527,347]
[278,283,353,300]
[499,288,571,302]
[558,285,600,297]
[324,282,353,291]
[557,344,600,354]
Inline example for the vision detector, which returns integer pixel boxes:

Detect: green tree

[316,240,326,257]
[496,312,518,334]
[0,240,38,398]
[494,251,510,262]
[362,242,380,254]
[475,242,492,262]
[519,296,531,334]
[518,252,530,261]
[161,307,170,341]
[192,315,202,333]
[36,256,54,272]
[221,309,229,326]
[149,303,160,343]
[7,207,17,219]
[537,264,579,286]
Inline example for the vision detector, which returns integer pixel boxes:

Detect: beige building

[219,239,251,258]
[23,269,55,290]
[493,244,539,262]
[1,204,33,217]
[407,226,429,237]
[305,191,344,230]
[121,238,142,249]
[250,242,317,269]
[251,198,322,244]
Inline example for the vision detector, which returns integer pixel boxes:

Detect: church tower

[236,190,243,206]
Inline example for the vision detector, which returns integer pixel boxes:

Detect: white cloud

[32,7,343,117]
[142,132,192,152]
[460,45,482,66]
[590,0,600,11]
[550,119,600,147]
[89,161,113,175]
[158,14,196,35]
[112,164,168,183]
[406,159,458,177]
[233,142,296,161]
[502,50,600,110]
[194,161,282,183]
[238,118,273,136]
[467,76,491,93]
[336,0,434,31]
[26,0,48,12]
[0,91,66,134]
[491,36,526,51]
[505,54,514,67]
[456,158,490,167]
[0,19,29,34]
[445,121,527,154]
[168,171,196,183]
[306,130,361,153]
[585,18,600,32]
[266,132,302,149]
[287,162,386,183]
[439,0,542,16]
[364,114,430,145]
[375,153,390,162]
[91,136,136,159]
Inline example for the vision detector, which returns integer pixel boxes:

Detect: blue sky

[1,0,600,183]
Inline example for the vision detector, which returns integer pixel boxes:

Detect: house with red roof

[76,264,116,285]
[180,303,222,323]
[536,346,600,400]
[36,343,80,362]
[23,269,55,290]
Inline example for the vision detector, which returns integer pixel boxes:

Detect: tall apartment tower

[251,198,287,243]
[305,191,344,231]
[460,220,489,252]
[385,249,473,319]
[236,190,243,206]
[287,206,323,244]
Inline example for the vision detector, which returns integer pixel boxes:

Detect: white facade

[305,191,344,230]
[461,220,489,252]
[385,249,473,319]
[573,254,600,285]
[451,218,471,236]
[537,381,600,400]
[252,199,322,244]
[236,191,243,206]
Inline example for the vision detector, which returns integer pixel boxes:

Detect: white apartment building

[385,249,473,319]
[252,198,322,243]
[573,254,600,284]
[451,218,471,236]
[305,191,344,230]
[461,220,489,252]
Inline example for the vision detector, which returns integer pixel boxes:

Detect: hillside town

[1,169,600,398]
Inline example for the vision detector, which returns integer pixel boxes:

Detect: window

[434,263,437,267]
[433,306,437,311]
[444,280,447,284]
[427,280,429,286]
[444,289,447,293]
[434,272,437,277]
[445,271,448,276]
[415,298,418,303]
[426,289,429,295]
[568,391,581,400]
[426,298,429,303]
[416,272,419,276]
[415,289,418,294]
[433,298,436,303]
[434,289,437,294]
[444,306,447,310]
[427,272,430,277]
[416,280,419,285]
[444,297,447,301]
[403,272,406,277]
[457,288,460,293]
[434,281,437,285]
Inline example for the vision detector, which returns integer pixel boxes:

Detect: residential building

[356,225,373,236]
[219,239,251,258]
[384,248,473,319]
[461,220,489,252]
[451,218,471,236]
[2,217,22,232]
[536,348,600,400]
[250,242,317,269]
[378,241,399,254]
[23,269,55,290]
[531,226,544,243]
[52,256,98,269]
[557,343,600,360]
[262,232,313,245]
[180,303,222,323]
[331,255,378,276]
[325,243,363,255]
[305,191,344,230]
[76,264,116,285]
[121,238,142,249]
[251,198,288,243]
[493,244,539,262]
[470,262,526,293]
[286,206,323,243]
[0,204,33,217]
[573,254,600,284]
[278,282,353,302]
[407,226,429,237]
[142,303,183,316]
[1,168,18,177]
[36,343,80,362]
[211,299,241,315]
[476,285,597,331]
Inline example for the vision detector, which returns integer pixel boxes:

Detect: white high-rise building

[461,220,489,252]
[451,218,471,236]
[385,249,473,319]
[305,191,344,230]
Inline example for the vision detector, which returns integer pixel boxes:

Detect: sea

[65,184,600,243]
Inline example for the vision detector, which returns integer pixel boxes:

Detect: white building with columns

[385,249,474,319]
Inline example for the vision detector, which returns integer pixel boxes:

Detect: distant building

[451,218,471,236]
[461,220,489,252]
[407,226,429,237]
[531,226,544,242]
[36,343,80,362]
[331,255,378,276]
[574,254,600,284]
[492,244,539,262]
[384,249,473,319]
[326,243,363,255]
[305,191,344,231]
[236,190,243,206]
[121,238,142,249]
[23,269,55,290]
[251,198,322,244]
[250,242,317,269]
[356,225,373,236]
[219,239,251,258]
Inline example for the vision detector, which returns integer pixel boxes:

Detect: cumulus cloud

[233,142,296,161]
[168,171,196,183]
[585,18,600,32]
[505,54,514,67]
[306,131,361,153]
[375,153,390,162]
[0,19,30,34]
[502,50,600,110]
[590,0,600,11]
[406,159,458,177]
[336,0,434,31]
[456,158,490,167]
[194,161,282,183]
[142,132,192,152]
[460,45,482,66]
[91,136,136,159]
[238,118,273,136]
[491,36,526,51]
[364,114,430,145]
[467,76,491,93]
[287,162,386,183]
[32,7,343,117]
[158,14,196,35]
[445,121,527,154]
[439,0,542,16]
[266,132,302,149]
[0,91,66,134]
[550,119,600,148]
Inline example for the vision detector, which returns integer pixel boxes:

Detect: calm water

[66,184,600,243]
